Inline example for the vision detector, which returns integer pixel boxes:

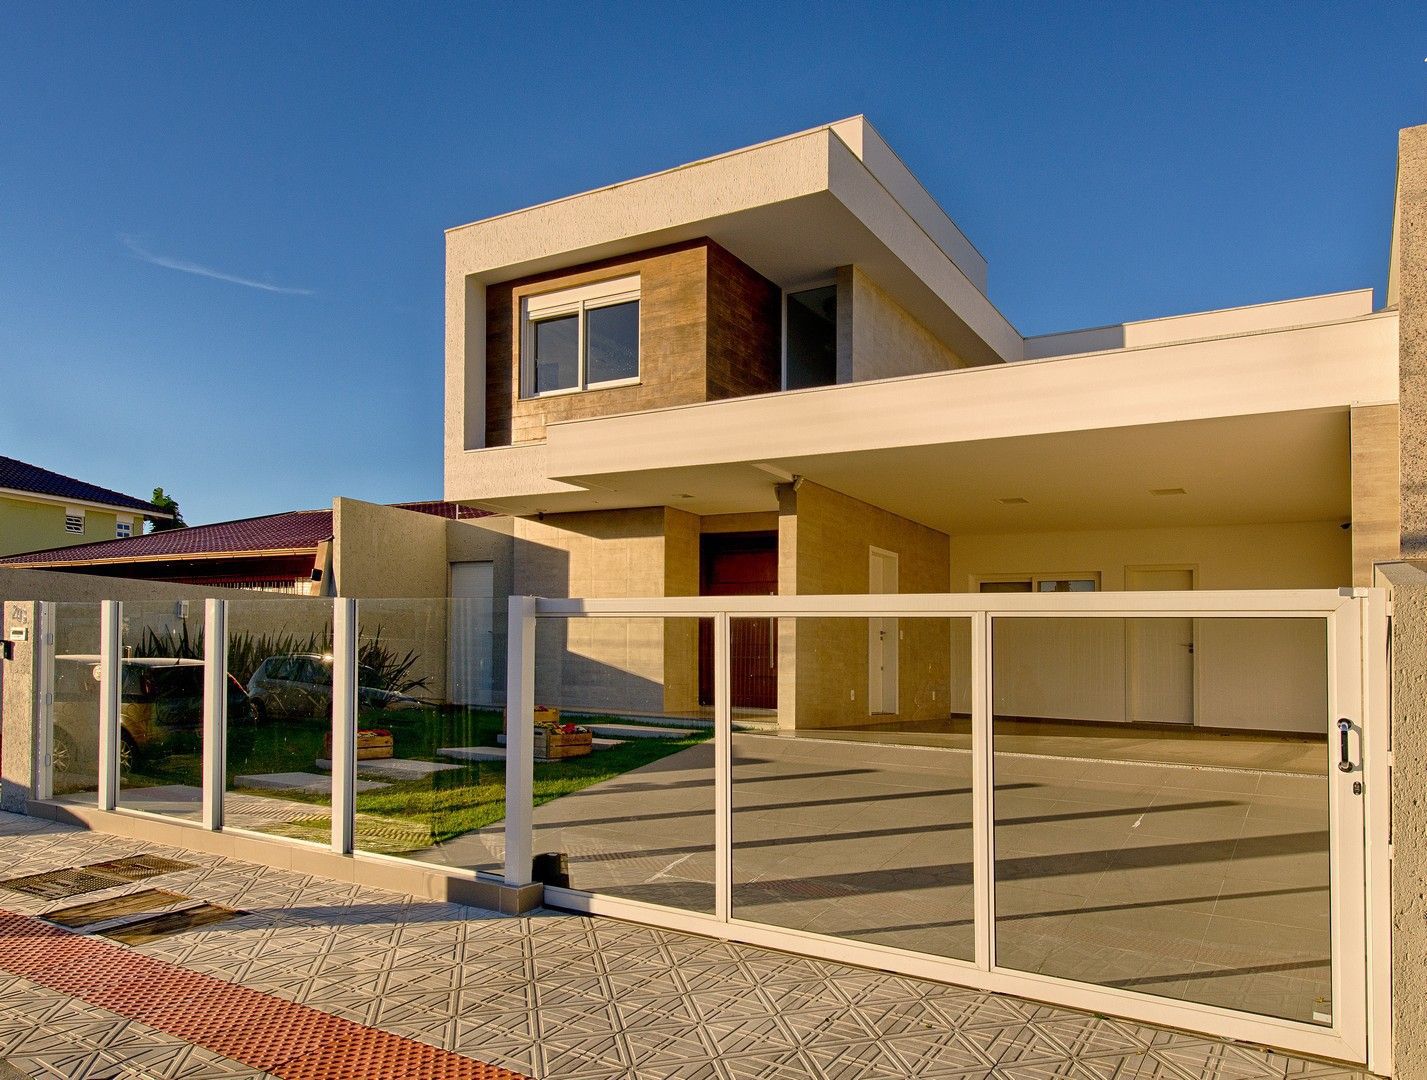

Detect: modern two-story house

[441,116,1399,736]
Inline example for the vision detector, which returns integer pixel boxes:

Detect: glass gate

[516,591,1386,1068]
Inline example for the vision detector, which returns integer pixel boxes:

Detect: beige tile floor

[0,812,1366,1080]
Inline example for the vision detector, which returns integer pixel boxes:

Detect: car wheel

[250,699,268,724]
[52,728,77,778]
[118,730,136,779]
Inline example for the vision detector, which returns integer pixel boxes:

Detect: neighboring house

[0,455,167,556]
[441,116,1402,729]
[0,499,489,596]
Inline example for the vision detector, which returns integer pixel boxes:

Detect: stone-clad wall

[777,479,951,730]
[484,240,780,446]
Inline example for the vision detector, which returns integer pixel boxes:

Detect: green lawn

[125,705,709,853]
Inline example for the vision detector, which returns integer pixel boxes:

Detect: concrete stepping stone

[234,771,388,795]
[438,746,506,763]
[314,758,463,781]
[443,736,626,763]
[582,722,693,740]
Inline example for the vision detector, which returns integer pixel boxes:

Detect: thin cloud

[119,234,314,296]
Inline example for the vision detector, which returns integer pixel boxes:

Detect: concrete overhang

[450,308,1398,535]
[445,117,1021,367]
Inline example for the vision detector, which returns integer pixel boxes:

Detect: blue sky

[1,2,1422,527]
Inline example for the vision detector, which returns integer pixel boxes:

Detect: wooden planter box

[322,729,394,761]
[504,706,561,732]
[534,725,592,761]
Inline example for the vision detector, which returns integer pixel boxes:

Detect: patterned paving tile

[0,811,1376,1080]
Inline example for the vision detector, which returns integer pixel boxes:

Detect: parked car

[52,655,257,778]
[246,653,421,722]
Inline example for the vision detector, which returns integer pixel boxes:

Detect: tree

[148,487,187,532]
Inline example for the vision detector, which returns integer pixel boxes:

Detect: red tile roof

[0,455,160,515]
[0,501,488,566]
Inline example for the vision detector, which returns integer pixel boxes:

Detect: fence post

[971,610,994,971]
[504,596,536,887]
[201,599,227,830]
[714,610,732,921]
[97,601,121,811]
[331,598,357,854]
[31,602,55,803]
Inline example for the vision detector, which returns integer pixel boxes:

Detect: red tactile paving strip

[0,907,529,1079]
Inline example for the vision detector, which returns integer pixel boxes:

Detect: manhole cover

[0,868,128,899]
[99,902,244,945]
[44,888,187,929]
[85,855,193,880]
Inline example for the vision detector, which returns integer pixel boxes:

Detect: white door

[867,548,899,714]
[448,562,494,706]
[1124,567,1194,724]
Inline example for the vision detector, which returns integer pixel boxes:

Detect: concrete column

[1377,563,1427,1078]
[1,601,39,813]
[1395,125,1427,556]
[1351,404,1402,585]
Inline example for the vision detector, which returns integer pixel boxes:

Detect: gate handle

[1337,719,1353,773]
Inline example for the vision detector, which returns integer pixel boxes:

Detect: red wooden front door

[697,533,777,709]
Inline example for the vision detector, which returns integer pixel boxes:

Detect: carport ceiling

[550,409,1350,535]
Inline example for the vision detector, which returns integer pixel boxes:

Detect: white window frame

[520,275,641,398]
[63,508,85,535]
[115,517,133,539]
[973,571,1101,592]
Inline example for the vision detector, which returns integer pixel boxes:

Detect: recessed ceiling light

[1150,487,1187,496]
[998,497,1029,505]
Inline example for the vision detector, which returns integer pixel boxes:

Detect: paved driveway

[528,732,1332,1027]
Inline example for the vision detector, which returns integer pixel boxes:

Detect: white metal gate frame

[27,590,1390,1071]
[510,589,1391,1072]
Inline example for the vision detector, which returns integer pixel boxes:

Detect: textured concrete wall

[514,508,676,714]
[1399,125,1427,557]
[837,265,966,383]
[1,601,39,812]
[0,567,220,603]
[332,498,449,599]
[778,480,951,730]
[1378,562,1427,1078]
[1351,404,1402,585]
[333,499,452,699]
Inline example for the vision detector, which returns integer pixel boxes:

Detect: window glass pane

[980,580,1033,593]
[585,300,639,384]
[533,313,578,393]
[992,616,1333,1025]
[1037,579,1097,592]
[785,285,837,389]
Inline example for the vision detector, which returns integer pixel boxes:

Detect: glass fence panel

[223,597,334,843]
[528,615,714,911]
[50,602,102,800]
[351,597,506,872]
[732,616,976,960]
[992,615,1332,1025]
[116,601,207,820]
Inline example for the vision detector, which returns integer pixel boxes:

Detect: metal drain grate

[99,903,244,945]
[43,888,187,929]
[0,868,129,899]
[85,855,193,881]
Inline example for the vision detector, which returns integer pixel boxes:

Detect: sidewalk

[0,812,1364,1080]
